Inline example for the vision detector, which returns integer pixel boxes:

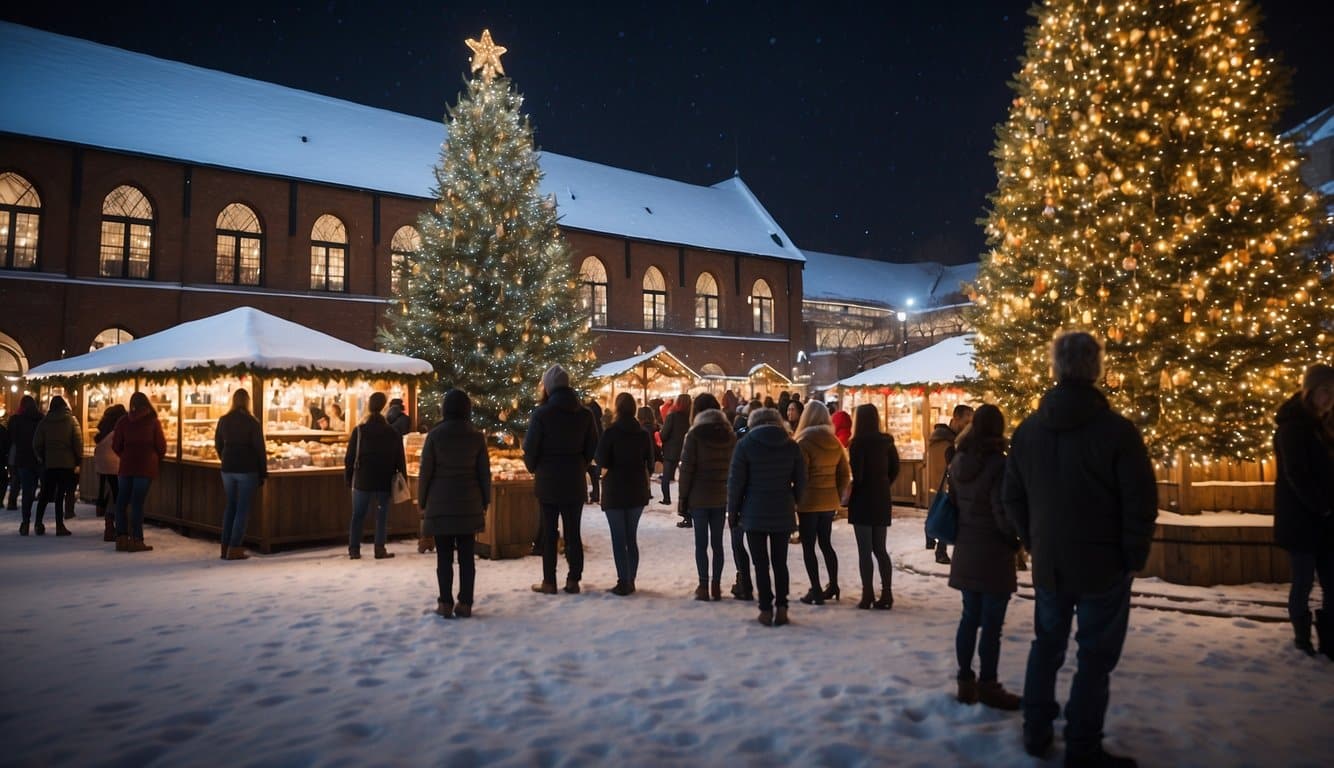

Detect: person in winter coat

[948,404,1022,710]
[926,404,973,565]
[831,407,853,448]
[637,404,661,465]
[794,401,849,605]
[9,396,42,527]
[586,397,604,504]
[721,389,739,421]
[847,404,899,610]
[525,364,599,595]
[595,392,654,596]
[660,393,691,514]
[214,389,267,561]
[93,404,127,542]
[728,407,806,626]
[31,395,82,537]
[419,389,490,619]
[1273,363,1334,658]
[678,393,735,601]
[1002,331,1157,766]
[112,392,167,551]
[344,391,407,560]
[386,398,411,436]
[785,399,804,433]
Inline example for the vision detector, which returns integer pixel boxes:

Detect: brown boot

[453,603,472,619]
[221,541,229,559]
[226,546,250,560]
[127,538,154,552]
[531,581,558,594]
[774,606,790,626]
[103,516,116,542]
[115,535,131,552]
[417,537,435,554]
[694,583,710,601]
[374,545,395,560]
[710,580,722,601]
[956,670,978,704]
[757,609,773,626]
[978,680,1021,710]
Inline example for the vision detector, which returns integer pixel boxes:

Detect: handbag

[924,470,959,545]
[391,470,412,505]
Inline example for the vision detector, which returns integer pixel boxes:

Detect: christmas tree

[379,30,592,441]
[970,0,1331,460]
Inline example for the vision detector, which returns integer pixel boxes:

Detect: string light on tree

[968,0,1332,461]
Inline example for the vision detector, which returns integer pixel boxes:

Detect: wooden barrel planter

[1139,514,1289,586]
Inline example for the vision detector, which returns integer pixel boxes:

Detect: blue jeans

[1023,575,1133,757]
[115,476,153,539]
[350,489,390,551]
[691,506,726,582]
[1288,551,1334,622]
[221,472,259,547]
[604,506,644,586]
[957,590,1011,681]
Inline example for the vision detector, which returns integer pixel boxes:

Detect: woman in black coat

[659,392,691,515]
[344,391,407,560]
[214,389,266,560]
[1273,364,1334,657]
[846,404,899,610]
[420,389,490,618]
[595,392,654,596]
[947,404,1021,709]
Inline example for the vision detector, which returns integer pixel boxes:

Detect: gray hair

[1050,330,1103,384]
[747,406,788,431]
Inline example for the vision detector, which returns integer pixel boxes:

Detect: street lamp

[896,311,908,357]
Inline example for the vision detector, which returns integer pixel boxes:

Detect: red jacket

[112,408,168,479]
[831,410,852,448]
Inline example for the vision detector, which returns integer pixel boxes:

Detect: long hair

[674,392,692,413]
[850,403,881,445]
[691,392,720,419]
[128,391,151,414]
[615,392,637,421]
[957,403,1006,454]
[795,400,831,433]
[230,388,251,414]
[95,404,127,441]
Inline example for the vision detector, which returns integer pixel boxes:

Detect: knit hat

[541,364,570,394]
[1302,363,1334,397]
[442,389,471,419]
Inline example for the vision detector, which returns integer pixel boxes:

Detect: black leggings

[799,511,838,589]
[746,531,790,611]
[854,524,892,594]
[35,468,77,526]
[99,474,120,509]
[434,534,476,605]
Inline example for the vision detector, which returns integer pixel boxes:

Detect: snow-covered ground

[1,495,1330,768]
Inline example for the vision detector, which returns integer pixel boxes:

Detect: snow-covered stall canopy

[836,334,976,389]
[591,346,699,401]
[25,307,432,384]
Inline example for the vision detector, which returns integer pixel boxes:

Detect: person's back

[524,385,598,504]
[679,409,736,512]
[8,404,41,468]
[795,425,849,514]
[346,417,403,492]
[847,431,898,526]
[386,399,411,436]
[730,422,806,533]
[34,405,80,469]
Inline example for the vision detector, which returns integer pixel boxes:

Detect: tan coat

[795,425,850,514]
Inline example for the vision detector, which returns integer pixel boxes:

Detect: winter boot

[55,524,73,536]
[563,577,581,594]
[1063,746,1138,767]
[1016,548,1028,571]
[857,588,874,610]
[978,680,1021,710]
[1293,611,1316,655]
[934,541,952,565]
[956,669,978,704]
[127,538,154,552]
[1317,610,1334,661]
[417,537,435,554]
[349,547,361,560]
[694,583,711,601]
[822,583,841,602]
[454,603,472,618]
[799,588,824,605]
[710,579,722,601]
[757,609,774,626]
[103,516,116,542]
[435,599,454,618]
[222,541,229,559]
[225,546,250,561]
[774,606,789,626]
[374,545,395,560]
[115,535,131,552]
[531,581,558,594]
[732,572,754,601]
[675,515,691,528]
[19,519,29,536]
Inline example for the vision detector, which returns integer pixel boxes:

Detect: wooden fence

[1155,453,1274,515]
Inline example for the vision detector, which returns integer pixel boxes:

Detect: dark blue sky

[4,1,1329,264]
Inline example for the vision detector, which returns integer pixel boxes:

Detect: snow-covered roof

[834,334,976,388]
[1285,103,1334,146]
[0,22,803,263]
[800,250,977,309]
[25,307,432,380]
[591,346,699,381]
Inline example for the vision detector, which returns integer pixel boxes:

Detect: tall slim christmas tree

[970,0,1331,460]
[379,30,592,441]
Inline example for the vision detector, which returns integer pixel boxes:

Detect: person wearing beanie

[419,389,490,618]
[344,391,407,560]
[1274,362,1334,658]
[31,395,82,537]
[386,397,411,436]
[525,364,598,594]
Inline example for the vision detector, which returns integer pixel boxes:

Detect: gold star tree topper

[466,29,507,82]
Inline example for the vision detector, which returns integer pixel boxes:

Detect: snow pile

[1,497,1330,767]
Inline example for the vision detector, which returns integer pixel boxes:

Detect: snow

[591,345,699,380]
[3,496,1329,767]
[0,22,803,264]
[1156,510,1274,528]
[802,250,978,309]
[24,307,432,379]
[836,334,976,388]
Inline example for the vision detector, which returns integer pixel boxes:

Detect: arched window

[694,272,719,330]
[389,225,421,297]
[310,214,347,291]
[100,185,153,279]
[0,172,41,270]
[0,331,27,380]
[642,266,667,330]
[579,256,608,327]
[90,327,135,352]
[750,279,774,334]
[215,203,263,286]
[700,363,725,377]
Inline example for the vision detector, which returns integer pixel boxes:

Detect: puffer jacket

[595,415,654,509]
[33,405,82,470]
[847,431,899,526]
[7,406,41,468]
[344,416,407,492]
[660,408,690,463]
[795,425,850,513]
[522,386,598,504]
[948,445,1018,594]
[831,410,852,448]
[419,418,490,537]
[1273,394,1334,554]
[112,407,168,479]
[728,423,806,533]
[677,409,736,516]
[215,409,268,478]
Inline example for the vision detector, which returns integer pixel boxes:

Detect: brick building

[0,23,804,414]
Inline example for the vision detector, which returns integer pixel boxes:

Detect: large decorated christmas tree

[970,0,1331,460]
[379,30,592,441]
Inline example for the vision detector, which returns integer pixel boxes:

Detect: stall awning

[835,334,975,389]
[592,346,700,381]
[25,307,433,382]
[747,362,792,385]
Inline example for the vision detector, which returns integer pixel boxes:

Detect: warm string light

[968,0,1332,461]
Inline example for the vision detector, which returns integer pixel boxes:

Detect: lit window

[100,185,153,279]
[579,256,608,327]
[310,214,347,291]
[0,172,40,270]
[390,225,421,297]
[642,266,667,330]
[751,279,774,334]
[694,272,719,330]
[90,327,135,352]
[215,203,263,286]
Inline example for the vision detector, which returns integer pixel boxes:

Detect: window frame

[642,266,667,330]
[389,225,422,298]
[751,279,774,335]
[579,256,609,327]
[309,214,348,293]
[0,172,41,271]
[694,272,720,330]
[99,185,154,280]
[214,203,264,286]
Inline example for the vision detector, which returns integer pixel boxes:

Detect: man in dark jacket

[344,392,407,560]
[386,398,411,436]
[1273,363,1334,658]
[1002,331,1156,768]
[524,364,598,594]
[585,397,604,504]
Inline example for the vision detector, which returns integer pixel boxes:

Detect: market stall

[590,345,700,406]
[26,307,431,553]
[831,334,976,506]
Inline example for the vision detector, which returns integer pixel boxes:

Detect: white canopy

[836,334,976,389]
[592,346,699,381]
[25,307,432,380]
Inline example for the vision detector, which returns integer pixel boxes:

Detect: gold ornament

[1122,255,1137,271]
[466,29,508,82]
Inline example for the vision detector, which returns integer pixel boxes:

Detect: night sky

[3,1,1330,265]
